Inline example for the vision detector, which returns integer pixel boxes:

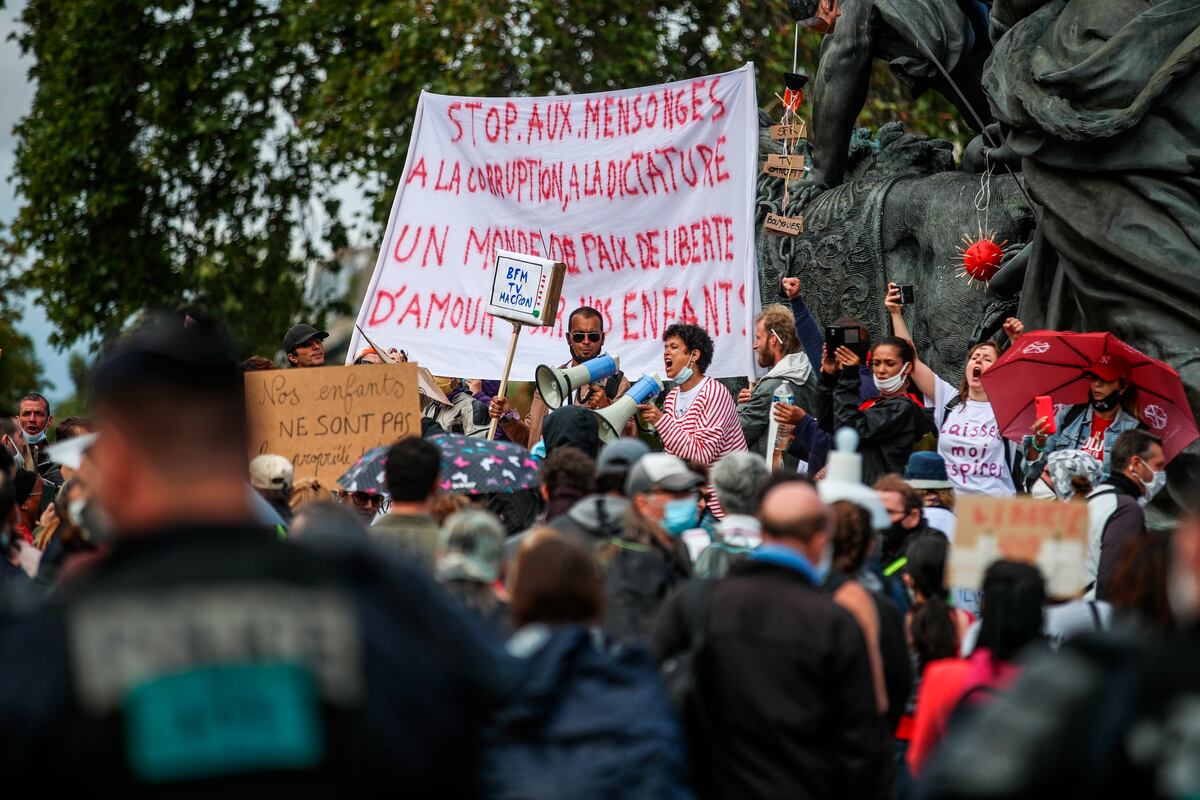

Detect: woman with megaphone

[489,307,631,448]
[638,323,748,516]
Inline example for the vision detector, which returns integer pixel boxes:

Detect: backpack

[692,537,755,579]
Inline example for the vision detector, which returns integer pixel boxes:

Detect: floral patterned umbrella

[336,435,540,498]
[429,434,541,495]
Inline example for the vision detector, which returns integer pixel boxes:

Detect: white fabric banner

[349,65,759,381]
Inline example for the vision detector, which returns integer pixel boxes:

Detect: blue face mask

[25,429,46,444]
[662,497,700,536]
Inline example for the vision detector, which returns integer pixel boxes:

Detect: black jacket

[816,367,932,484]
[653,559,892,800]
[0,524,514,794]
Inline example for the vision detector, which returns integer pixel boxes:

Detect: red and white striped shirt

[656,376,748,518]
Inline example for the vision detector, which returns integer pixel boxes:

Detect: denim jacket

[1022,404,1142,483]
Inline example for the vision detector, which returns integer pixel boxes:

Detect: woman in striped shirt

[637,323,748,470]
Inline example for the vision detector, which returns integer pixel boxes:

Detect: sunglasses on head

[338,491,383,508]
[570,332,602,343]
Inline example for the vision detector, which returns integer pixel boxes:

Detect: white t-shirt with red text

[930,377,1016,497]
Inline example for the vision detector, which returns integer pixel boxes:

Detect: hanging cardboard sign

[764,213,804,236]
[770,122,808,140]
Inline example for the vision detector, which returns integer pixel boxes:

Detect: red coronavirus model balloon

[956,228,1006,285]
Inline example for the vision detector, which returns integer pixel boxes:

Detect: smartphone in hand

[1035,395,1056,434]
[897,284,915,305]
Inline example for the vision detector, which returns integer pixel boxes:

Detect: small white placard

[486,250,566,327]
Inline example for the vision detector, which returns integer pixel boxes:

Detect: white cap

[250,454,294,491]
[816,427,890,529]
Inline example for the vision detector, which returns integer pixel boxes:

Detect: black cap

[91,314,242,400]
[282,323,329,354]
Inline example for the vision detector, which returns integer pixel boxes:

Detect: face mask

[1030,479,1057,501]
[673,360,694,387]
[1135,462,1167,505]
[1090,390,1122,412]
[662,497,700,536]
[12,448,25,472]
[873,364,911,395]
[25,429,46,444]
[436,377,458,396]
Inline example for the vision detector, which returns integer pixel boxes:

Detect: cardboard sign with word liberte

[488,250,566,326]
[244,363,420,487]
[949,495,1089,598]
[349,64,760,382]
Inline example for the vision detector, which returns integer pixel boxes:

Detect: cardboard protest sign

[949,495,1089,598]
[349,65,759,381]
[245,364,420,486]
[487,251,566,326]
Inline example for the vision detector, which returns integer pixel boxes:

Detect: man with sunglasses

[336,486,385,526]
[737,304,817,464]
[489,307,630,449]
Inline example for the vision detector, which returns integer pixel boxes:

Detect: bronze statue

[791,0,995,192]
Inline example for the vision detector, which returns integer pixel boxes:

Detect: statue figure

[791,0,995,192]
[982,0,1200,477]
[755,116,1033,380]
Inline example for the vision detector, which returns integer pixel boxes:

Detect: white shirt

[924,506,957,542]
[930,377,1015,497]
[673,378,705,418]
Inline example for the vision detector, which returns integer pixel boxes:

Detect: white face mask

[1030,479,1057,501]
[1136,462,1167,506]
[873,364,911,395]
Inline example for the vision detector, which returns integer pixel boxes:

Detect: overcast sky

[1,1,79,404]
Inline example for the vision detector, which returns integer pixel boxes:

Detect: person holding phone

[1022,351,1143,485]
[885,283,1022,496]
[815,329,933,485]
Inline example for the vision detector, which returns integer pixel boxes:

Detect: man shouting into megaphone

[490,306,631,448]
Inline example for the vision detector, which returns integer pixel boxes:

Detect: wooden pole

[487,320,523,441]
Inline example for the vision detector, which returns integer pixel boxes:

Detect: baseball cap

[904,451,953,490]
[596,438,651,477]
[282,323,329,354]
[624,452,704,496]
[249,454,294,491]
[1084,353,1130,383]
[437,510,505,584]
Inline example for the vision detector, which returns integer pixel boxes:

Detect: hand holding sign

[485,250,567,440]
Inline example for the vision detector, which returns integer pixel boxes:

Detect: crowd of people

[0,277,1196,797]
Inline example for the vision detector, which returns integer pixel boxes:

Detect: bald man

[653,478,892,799]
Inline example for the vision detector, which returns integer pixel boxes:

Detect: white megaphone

[536,353,621,409]
[593,373,664,443]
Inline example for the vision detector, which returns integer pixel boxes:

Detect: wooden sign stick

[487,320,524,441]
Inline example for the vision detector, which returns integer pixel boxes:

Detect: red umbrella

[980,330,1199,462]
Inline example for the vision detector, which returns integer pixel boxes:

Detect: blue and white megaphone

[536,353,621,409]
[594,373,664,443]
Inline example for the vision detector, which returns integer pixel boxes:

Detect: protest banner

[349,65,760,381]
[948,495,1090,598]
[245,364,420,486]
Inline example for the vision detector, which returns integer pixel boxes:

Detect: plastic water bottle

[770,383,795,470]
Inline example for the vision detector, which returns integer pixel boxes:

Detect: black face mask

[882,522,911,563]
[1091,390,1123,412]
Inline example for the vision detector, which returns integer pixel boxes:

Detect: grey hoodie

[738,352,817,457]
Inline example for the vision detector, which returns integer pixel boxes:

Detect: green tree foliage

[5,1,966,356]
[0,309,49,411]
